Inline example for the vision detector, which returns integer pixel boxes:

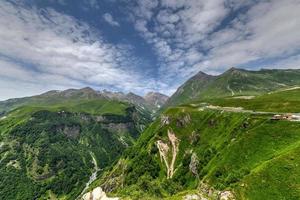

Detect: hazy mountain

[0,88,168,114]
[144,92,169,108]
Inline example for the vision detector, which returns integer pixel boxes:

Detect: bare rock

[101,159,127,193]
[189,131,200,145]
[161,115,171,126]
[184,194,201,200]
[156,129,180,179]
[176,114,191,127]
[82,187,119,200]
[60,125,80,138]
[189,153,199,176]
[219,191,235,200]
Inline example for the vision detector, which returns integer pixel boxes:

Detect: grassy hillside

[163,72,215,108]
[95,103,300,200]
[0,99,150,200]
[201,88,300,113]
[0,88,166,115]
[164,68,300,109]
[2,71,300,200]
[0,87,106,113]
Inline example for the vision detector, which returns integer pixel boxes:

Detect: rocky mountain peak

[79,87,95,93]
[195,71,210,77]
[190,71,215,82]
[144,92,169,108]
[225,67,246,74]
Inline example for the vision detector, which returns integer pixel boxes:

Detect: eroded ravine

[77,152,100,200]
[156,128,180,179]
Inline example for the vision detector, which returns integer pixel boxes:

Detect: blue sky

[0,0,300,100]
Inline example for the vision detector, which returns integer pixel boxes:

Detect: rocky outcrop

[100,159,127,193]
[156,129,180,179]
[189,131,200,145]
[219,191,235,200]
[102,122,135,136]
[189,153,199,176]
[168,129,179,178]
[184,191,235,200]
[144,92,169,108]
[176,114,191,127]
[184,194,202,200]
[81,187,119,200]
[198,182,236,200]
[95,115,105,122]
[184,194,211,200]
[161,115,171,126]
[61,125,81,138]
[157,140,170,171]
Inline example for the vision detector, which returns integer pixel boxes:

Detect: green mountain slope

[0,87,106,113]
[0,99,150,200]
[94,89,300,200]
[164,68,300,108]
[202,87,300,113]
[1,70,300,200]
[163,72,215,108]
[0,88,168,115]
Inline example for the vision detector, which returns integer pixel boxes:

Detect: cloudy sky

[0,0,299,100]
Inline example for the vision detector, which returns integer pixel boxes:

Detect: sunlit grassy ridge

[201,88,300,113]
[5,99,129,117]
[164,68,300,109]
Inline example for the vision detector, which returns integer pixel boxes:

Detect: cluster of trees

[0,109,139,199]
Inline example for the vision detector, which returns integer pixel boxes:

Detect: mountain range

[1,68,300,200]
[164,68,300,108]
[0,87,169,115]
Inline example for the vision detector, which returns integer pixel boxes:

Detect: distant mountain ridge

[164,68,300,108]
[144,92,169,108]
[0,87,169,114]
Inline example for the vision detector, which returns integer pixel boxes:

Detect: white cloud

[265,54,300,70]
[204,0,300,70]
[103,13,120,27]
[1,0,300,99]
[129,0,300,90]
[0,1,159,100]
[130,0,229,80]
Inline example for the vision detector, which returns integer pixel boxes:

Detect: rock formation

[189,153,199,176]
[156,129,180,179]
[81,187,119,200]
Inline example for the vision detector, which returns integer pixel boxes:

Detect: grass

[101,104,300,200]
[0,98,149,200]
[194,88,300,113]
[164,68,300,109]
[238,144,300,200]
